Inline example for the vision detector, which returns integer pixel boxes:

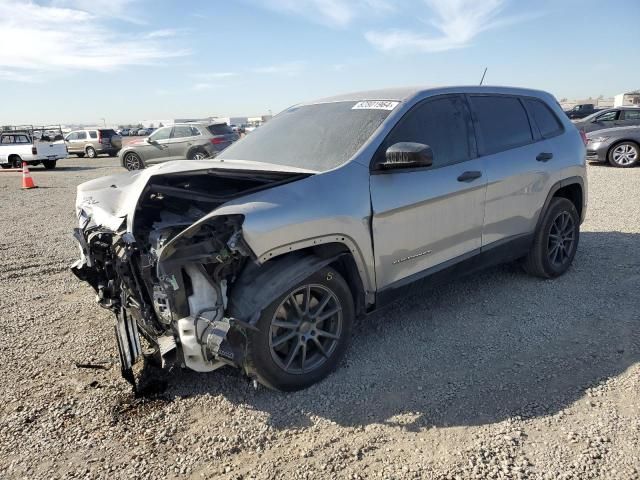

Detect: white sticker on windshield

[352,100,399,111]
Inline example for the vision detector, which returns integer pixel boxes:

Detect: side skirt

[374,233,534,309]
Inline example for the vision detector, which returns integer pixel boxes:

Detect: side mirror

[146,137,155,144]
[379,142,433,170]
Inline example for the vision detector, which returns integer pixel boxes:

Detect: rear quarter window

[470,95,533,155]
[89,131,97,139]
[524,99,563,139]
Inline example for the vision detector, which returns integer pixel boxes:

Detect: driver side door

[370,94,487,291]
[140,126,172,164]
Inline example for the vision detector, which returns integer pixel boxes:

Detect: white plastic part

[176,264,224,372]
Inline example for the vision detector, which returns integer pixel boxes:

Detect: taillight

[210,137,226,145]
[31,146,37,155]
[579,130,588,145]
[97,131,102,143]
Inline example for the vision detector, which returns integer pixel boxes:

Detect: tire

[187,149,208,160]
[523,197,580,278]
[244,267,354,391]
[608,141,639,168]
[42,160,56,170]
[9,156,22,168]
[122,152,144,171]
[76,153,85,158]
[1,164,11,169]
[108,152,117,157]
[85,146,97,158]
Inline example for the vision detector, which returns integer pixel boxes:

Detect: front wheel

[523,197,580,278]
[123,152,144,171]
[608,142,639,168]
[244,267,354,391]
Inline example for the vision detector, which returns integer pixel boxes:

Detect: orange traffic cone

[21,161,37,189]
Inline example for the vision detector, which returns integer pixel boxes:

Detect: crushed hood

[76,159,315,232]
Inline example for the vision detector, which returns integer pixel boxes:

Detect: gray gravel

[0,157,638,480]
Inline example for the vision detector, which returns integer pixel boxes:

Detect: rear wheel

[108,151,117,157]
[85,146,97,158]
[42,160,56,170]
[523,197,579,278]
[244,267,354,391]
[123,152,143,171]
[608,141,639,168]
[188,149,208,160]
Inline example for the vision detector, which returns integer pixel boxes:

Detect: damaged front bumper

[71,216,249,391]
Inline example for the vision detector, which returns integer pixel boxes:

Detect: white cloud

[252,62,305,76]
[192,72,239,80]
[253,0,394,27]
[145,29,180,39]
[193,83,217,91]
[366,0,538,53]
[0,0,190,82]
[51,0,143,23]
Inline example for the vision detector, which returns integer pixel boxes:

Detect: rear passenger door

[370,94,487,289]
[469,95,560,246]
[167,125,199,159]
[620,109,640,128]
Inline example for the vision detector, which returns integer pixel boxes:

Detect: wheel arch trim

[535,176,586,230]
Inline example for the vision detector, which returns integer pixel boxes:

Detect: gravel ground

[0,157,638,480]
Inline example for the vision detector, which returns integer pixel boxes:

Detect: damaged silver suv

[72,86,587,391]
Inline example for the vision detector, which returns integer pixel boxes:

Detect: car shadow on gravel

[138,231,640,431]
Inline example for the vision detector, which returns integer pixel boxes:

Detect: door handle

[536,152,553,162]
[457,171,482,182]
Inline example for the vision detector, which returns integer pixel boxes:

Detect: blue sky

[1,0,638,125]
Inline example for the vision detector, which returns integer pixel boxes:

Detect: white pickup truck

[0,126,67,169]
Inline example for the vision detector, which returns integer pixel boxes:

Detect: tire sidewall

[538,198,580,277]
[247,267,354,391]
[86,147,96,158]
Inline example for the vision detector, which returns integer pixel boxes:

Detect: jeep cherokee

[71,86,587,392]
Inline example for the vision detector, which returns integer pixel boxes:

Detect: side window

[524,99,563,139]
[381,95,472,168]
[150,127,171,141]
[190,126,201,136]
[171,126,194,139]
[596,111,619,122]
[1,135,13,144]
[16,135,30,144]
[470,95,533,154]
[623,110,640,120]
[66,132,76,141]
[77,131,87,140]
[89,131,97,139]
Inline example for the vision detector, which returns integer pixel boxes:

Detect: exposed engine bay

[71,167,308,390]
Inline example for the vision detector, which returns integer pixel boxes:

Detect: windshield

[217,101,393,171]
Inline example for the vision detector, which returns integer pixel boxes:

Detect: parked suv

[65,129,122,158]
[72,86,587,392]
[118,122,239,170]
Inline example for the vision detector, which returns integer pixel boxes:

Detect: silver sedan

[586,126,640,167]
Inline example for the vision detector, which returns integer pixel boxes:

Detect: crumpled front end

[71,164,307,390]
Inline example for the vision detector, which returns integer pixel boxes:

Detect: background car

[586,126,640,168]
[575,106,640,133]
[136,128,150,136]
[65,128,122,158]
[119,122,239,170]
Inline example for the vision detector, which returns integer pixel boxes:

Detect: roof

[305,85,555,105]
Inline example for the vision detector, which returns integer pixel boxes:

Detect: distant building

[137,117,217,128]
[614,91,640,107]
